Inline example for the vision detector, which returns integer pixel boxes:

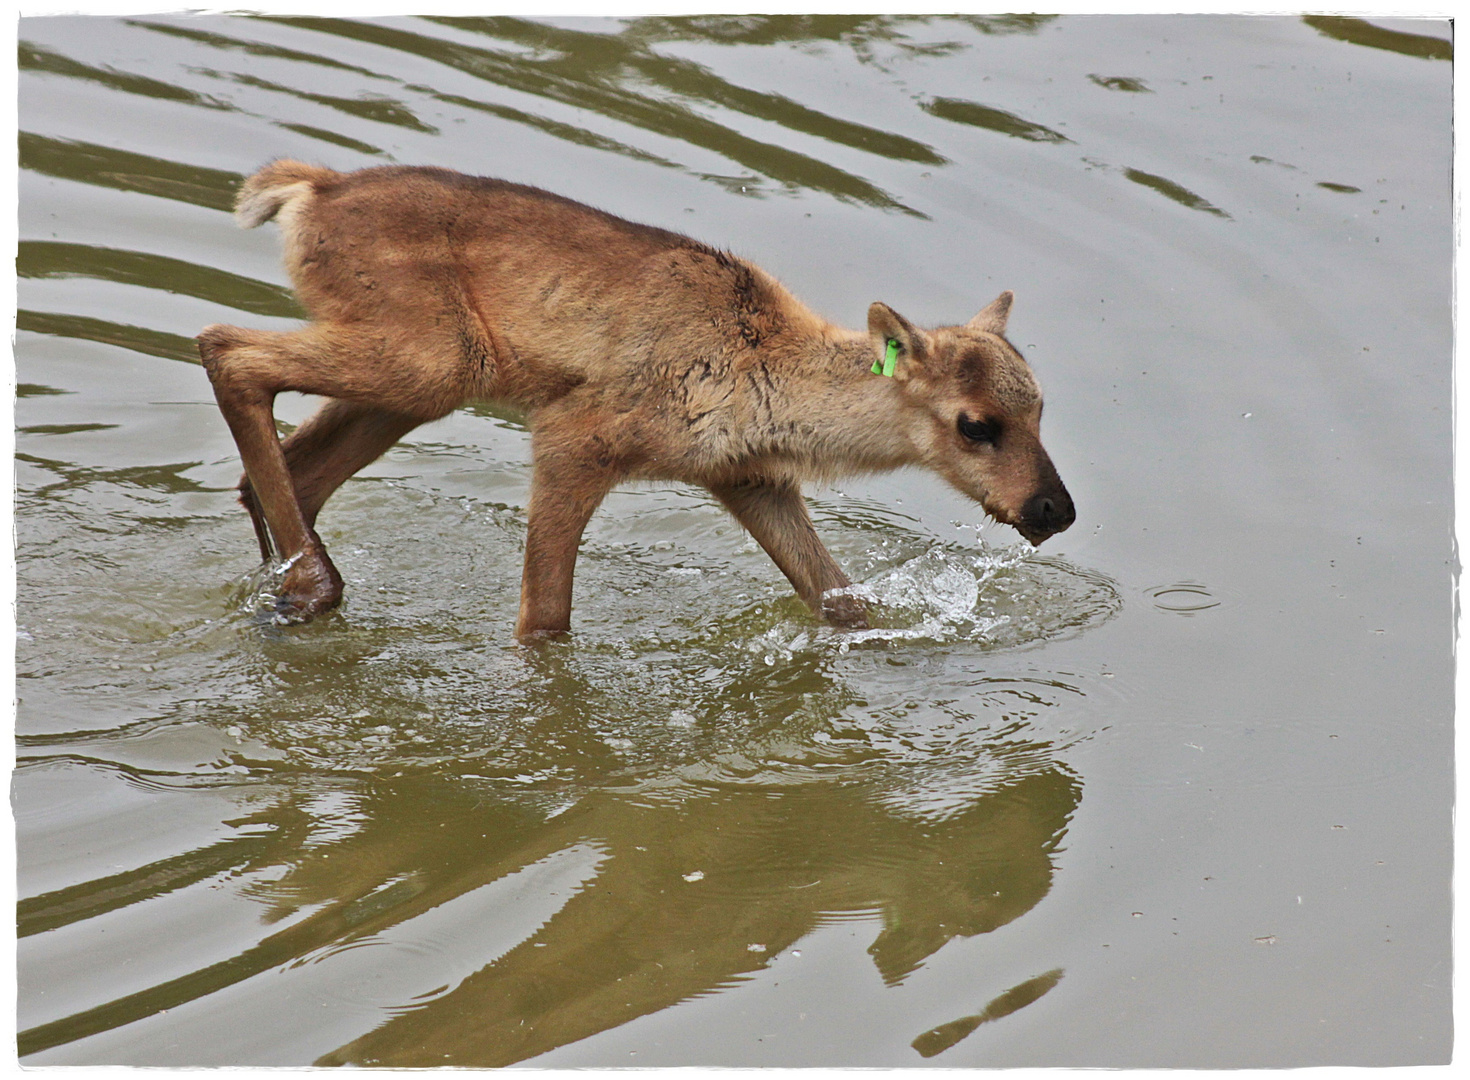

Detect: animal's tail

[234,159,339,229]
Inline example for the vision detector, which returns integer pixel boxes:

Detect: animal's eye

[957,413,999,445]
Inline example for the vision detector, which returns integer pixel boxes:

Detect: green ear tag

[872,338,900,377]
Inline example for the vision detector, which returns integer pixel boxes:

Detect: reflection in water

[256,16,926,214]
[434,16,949,165]
[125,18,392,79]
[922,97,1072,145]
[15,309,198,364]
[17,39,228,110]
[618,13,1057,51]
[1301,16,1452,61]
[318,770,1078,1067]
[19,762,1080,1064]
[209,69,440,133]
[17,130,239,210]
[1123,167,1231,219]
[911,967,1064,1057]
[1087,74,1152,93]
[41,12,1055,217]
[17,451,210,498]
[18,240,301,319]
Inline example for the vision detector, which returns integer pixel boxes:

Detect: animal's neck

[757,324,922,478]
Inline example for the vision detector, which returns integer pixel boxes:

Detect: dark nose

[1021,486,1075,542]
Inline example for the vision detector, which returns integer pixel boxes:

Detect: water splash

[736,537,1118,661]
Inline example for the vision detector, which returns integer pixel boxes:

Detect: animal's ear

[966,291,1014,335]
[868,302,926,379]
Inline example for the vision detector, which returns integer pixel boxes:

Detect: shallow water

[13,13,1452,1066]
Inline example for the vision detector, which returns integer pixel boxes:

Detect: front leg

[708,477,868,629]
[516,440,618,642]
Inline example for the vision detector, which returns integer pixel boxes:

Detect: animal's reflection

[280,765,1081,1066]
[19,745,1078,1063]
[20,632,1088,1063]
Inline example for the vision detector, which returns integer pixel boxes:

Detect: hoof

[821,590,869,630]
[273,547,343,623]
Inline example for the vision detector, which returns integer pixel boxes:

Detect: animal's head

[868,291,1074,545]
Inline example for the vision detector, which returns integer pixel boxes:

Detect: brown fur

[198,162,1074,640]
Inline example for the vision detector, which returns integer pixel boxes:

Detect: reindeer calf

[198,162,1074,640]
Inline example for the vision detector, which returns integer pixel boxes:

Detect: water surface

[13,13,1452,1066]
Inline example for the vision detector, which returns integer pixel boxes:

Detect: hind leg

[199,322,459,620]
[238,398,425,559]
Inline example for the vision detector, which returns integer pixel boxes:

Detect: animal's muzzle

[1017,485,1076,546]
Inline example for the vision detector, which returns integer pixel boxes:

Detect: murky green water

[13,13,1452,1066]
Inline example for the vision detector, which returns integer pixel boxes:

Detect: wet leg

[709,477,868,628]
[515,439,618,641]
[237,398,425,549]
[199,322,456,620]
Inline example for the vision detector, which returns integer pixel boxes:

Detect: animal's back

[235,162,814,410]
[240,163,709,323]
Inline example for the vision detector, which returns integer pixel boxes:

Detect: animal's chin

[990,510,1050,547]
[974,501,1054,547]
[975,503,1026,543]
